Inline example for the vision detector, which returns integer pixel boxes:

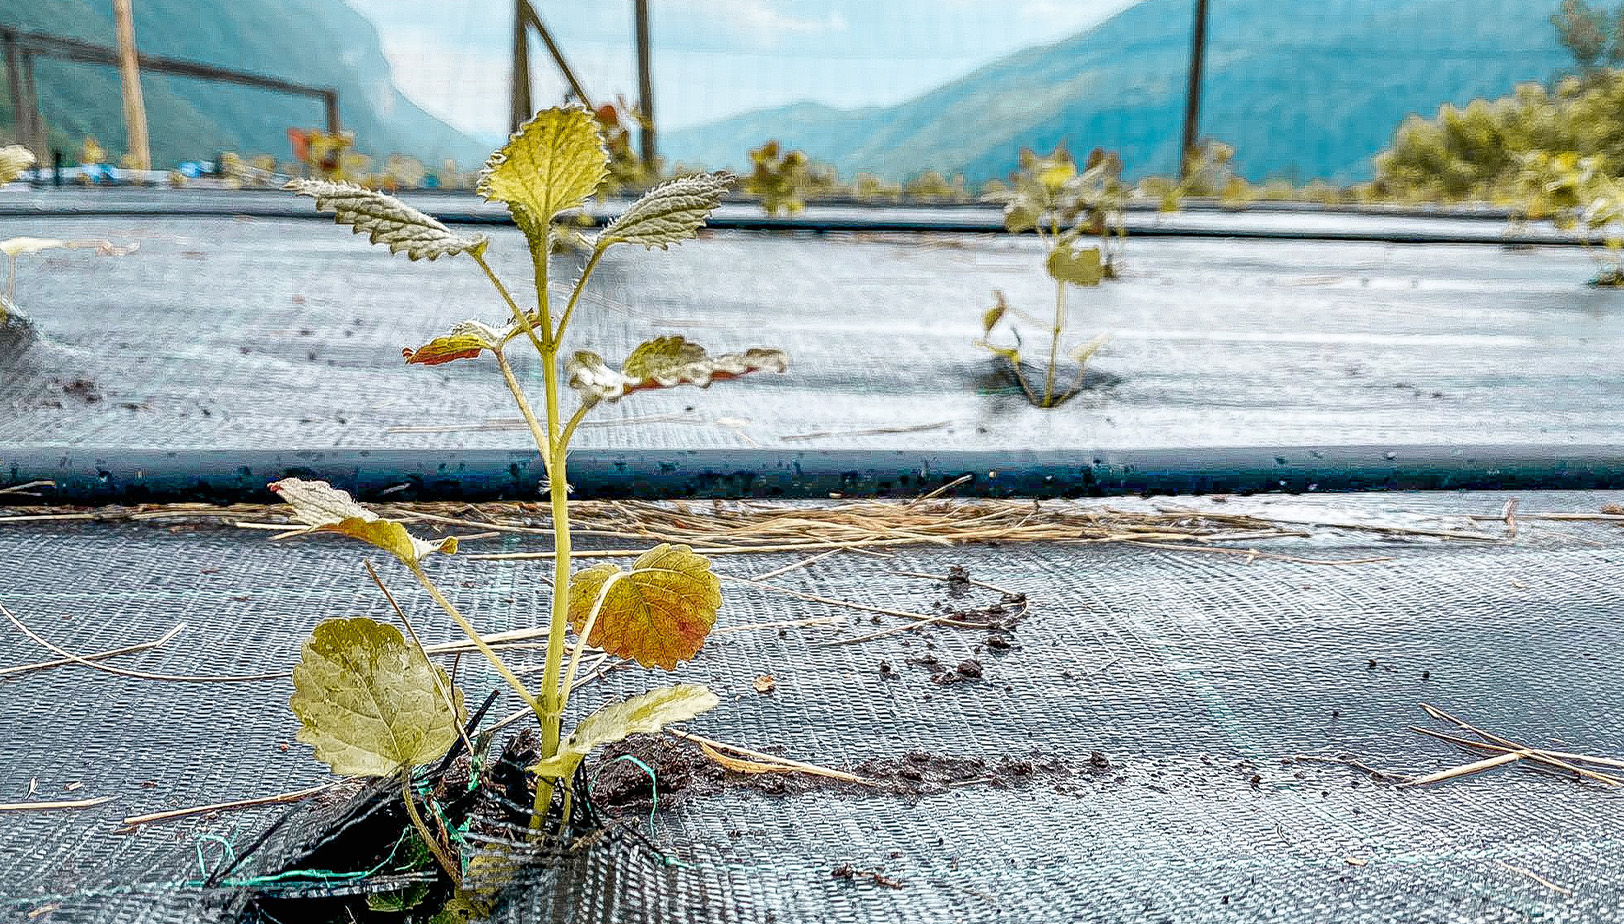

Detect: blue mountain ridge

[0,0,487,168]
[665,0,1574,184]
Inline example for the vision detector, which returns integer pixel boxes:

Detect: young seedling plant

[1509,150,1624,284]
[743,140,811,216]
[979,145,1114,408]
[273,106,787,898]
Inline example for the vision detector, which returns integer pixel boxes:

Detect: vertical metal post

[322,90,341,134]
[634,0,655,167]
[3,34,26,151]
[511,0,532,132]
[1178,0,1209,179]
[113,0,151,170]
[524,2,593,109]
[20,52,45,161]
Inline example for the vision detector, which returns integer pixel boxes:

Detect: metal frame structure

[510,1,656,164]
[0,25,340,162]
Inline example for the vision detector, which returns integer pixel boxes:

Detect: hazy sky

[343,0,1141,141]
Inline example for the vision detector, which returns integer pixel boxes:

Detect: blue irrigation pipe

[4,445,1624,505]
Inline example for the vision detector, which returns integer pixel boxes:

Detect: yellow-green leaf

[601,173,731,249]
[1046,245,1104,287]
[269,478,457,565]
[981,291,1008,335]
[290,617,466,777]
[0,146,34,186]
[529,684,718,780]
[402,320,507,366]
[1068,333,1110,367]
[567,543,720,669]
[565,336,789,402]
[285,180,488,261]
[477,107,608,240]
[974,339,1021,364]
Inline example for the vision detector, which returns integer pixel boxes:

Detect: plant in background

[378,154,428,192]
[1511,150,1624,283]
[744,140,811,216]
[594,99,654,194]
[1139,140,1253,211]
[978,145,1112,408]
[902,170,970,203]
[280,107,786,895]
[0,145,135,326]
[852,172,902,203]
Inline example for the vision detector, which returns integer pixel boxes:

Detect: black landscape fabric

[2,491,1622,922]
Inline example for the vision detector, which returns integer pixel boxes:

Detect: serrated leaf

[286,180,488,261]
[1046,245,1104,287]
[290,617,466,777]
[529,684,718,780]
[402,320,507,366]
[601,173,731,249]
[567,543,721,669]
[0,146,34,186]
[269,478,457,565]
[477,107,608,239]
[565,336,789,402]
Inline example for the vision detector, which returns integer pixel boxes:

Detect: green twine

[209,827,414,890]
[193,834,236,880]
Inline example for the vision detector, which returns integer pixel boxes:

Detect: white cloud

[669,0,849,45]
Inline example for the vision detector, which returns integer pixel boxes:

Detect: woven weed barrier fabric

[3,218,1623,454]
[1,491,1622,922]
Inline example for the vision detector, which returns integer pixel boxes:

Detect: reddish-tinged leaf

[566,543,720,669]
[403,336,485,365]
[268,478,456,565]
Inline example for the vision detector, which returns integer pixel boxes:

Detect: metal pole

[1178,0,1209,180]
[19,51,44,161]
[522,2,592,110]
[322,90,341,134]
[2,34,26,152]
[634,0,655,167]
[510,0,532,132]
[113,0,151,170]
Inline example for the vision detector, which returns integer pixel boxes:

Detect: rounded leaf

[290,617,465,777]
[567,543,721,669]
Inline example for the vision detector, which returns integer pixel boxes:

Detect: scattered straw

[0,623,185,678]
[117,783,334,831]
[0,601,286,683]
[671,730,874,785]
[0,497,1498,564]
[1494,860,1572,896]
[0,796,114,811]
